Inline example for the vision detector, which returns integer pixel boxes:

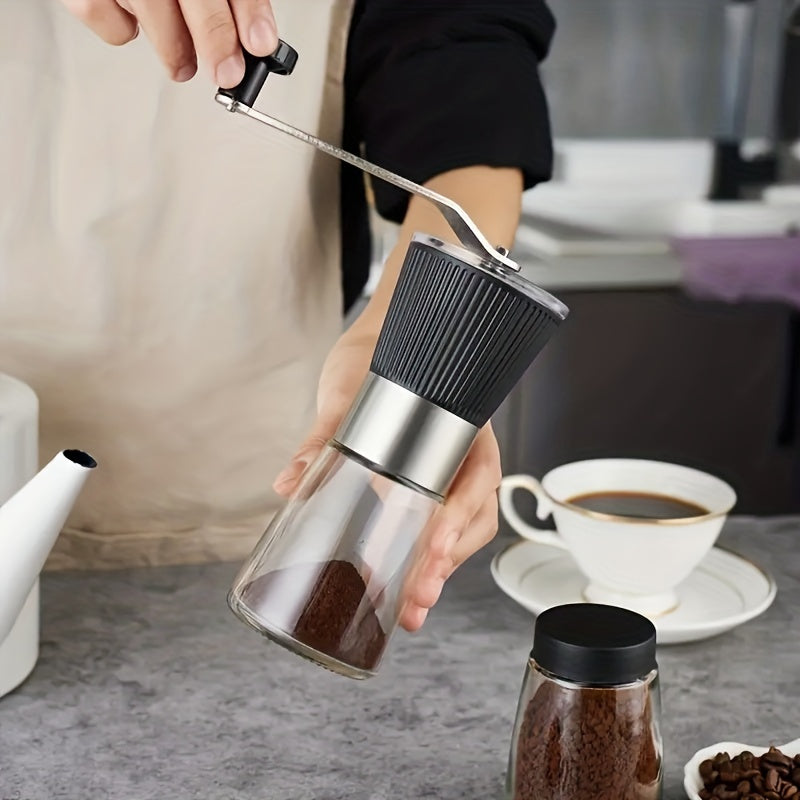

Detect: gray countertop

[2,517,799,800]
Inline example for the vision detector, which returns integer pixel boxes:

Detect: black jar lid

[532,604,657,686]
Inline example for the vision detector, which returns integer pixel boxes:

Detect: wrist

[347,248,405,339]
[348,165,523,344]
[346,302,384,344]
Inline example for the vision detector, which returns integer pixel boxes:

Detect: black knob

[219,39,298,107]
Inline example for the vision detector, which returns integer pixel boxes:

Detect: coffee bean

[765,752,794,771]
[702,748,800,800]
[701,760,716,780]
[699,790,712,800]
[768,769,780,792]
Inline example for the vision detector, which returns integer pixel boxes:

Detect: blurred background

[362,0,800,515]
[543,0,785,139]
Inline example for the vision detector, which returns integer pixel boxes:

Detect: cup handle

[498,474,567,550]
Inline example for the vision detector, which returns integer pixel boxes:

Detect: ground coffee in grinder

[507,603,663,800]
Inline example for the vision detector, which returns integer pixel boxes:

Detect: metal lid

[410,234,568,320]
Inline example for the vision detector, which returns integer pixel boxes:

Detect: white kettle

[0,373,96,699]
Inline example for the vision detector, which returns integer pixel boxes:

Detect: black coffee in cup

[567,491,708,520]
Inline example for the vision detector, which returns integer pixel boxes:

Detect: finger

[394,426,501,632]
[128,0,196,81]
[431,424,502,547]
[398,495,498,632]
[177,0,244,88]
[272,410,339,496]
[401,605,428,632]
[405,495,498,609]
[450,492,499,568]
[63,0,139,45]
[400,552,452,617]
[229,0,278,57]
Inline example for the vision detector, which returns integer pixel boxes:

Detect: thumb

[272,412,340,497]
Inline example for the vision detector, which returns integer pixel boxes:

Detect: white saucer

[491,540,777,644]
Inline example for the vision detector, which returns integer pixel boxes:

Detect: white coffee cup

[499,459,737,617]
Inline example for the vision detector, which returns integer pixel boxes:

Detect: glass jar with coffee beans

[507,603,663,800]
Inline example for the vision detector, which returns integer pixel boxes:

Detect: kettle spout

[0,450,96,642]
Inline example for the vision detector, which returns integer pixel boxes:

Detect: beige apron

[0,0,354,568]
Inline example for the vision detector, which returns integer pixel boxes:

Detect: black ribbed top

[371,239,567,427]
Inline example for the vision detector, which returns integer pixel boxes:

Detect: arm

[355,165,524,337]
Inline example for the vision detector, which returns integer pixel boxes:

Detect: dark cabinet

[494,289,800,515]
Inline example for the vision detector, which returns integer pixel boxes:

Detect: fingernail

[215,54,245,89]
[273,460,306,490]
[248,17,278,55]
[174,63,197,83]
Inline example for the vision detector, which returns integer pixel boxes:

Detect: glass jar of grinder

[508,604,663,800]
[216,44,569,678]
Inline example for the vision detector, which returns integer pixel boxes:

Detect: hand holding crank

[59,0,278,86]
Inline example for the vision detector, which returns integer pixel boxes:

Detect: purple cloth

[673,236,800,310]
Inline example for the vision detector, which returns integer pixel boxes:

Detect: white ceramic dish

[684,738,800,799]
[491,540,776,645]
[522,189,800,240]
[545,139,714,193]
[520,140,799,240]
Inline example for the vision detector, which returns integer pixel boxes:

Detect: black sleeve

[339,0,556,311]
[344,0,556,223]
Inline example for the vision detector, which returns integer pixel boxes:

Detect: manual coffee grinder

[218,42,569,678]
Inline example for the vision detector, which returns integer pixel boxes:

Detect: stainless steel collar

[333,373,478,498]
